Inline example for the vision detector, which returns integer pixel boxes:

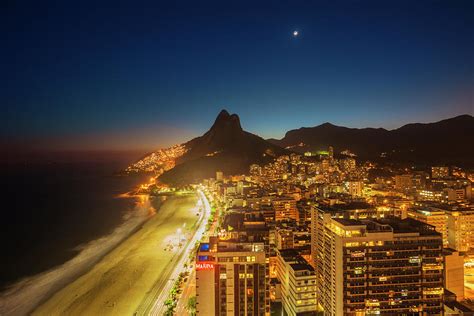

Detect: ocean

[0,159,150,289]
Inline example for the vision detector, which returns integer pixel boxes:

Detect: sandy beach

[31,193,198,316]
[0,193,155,316]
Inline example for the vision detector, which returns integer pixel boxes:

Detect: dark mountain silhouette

[268,114,474,166]
[159,110,288,185]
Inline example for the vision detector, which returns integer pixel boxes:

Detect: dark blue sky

[2,0,473,151]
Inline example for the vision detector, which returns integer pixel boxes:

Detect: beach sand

[0,193,155,316]
[31,193,198,316]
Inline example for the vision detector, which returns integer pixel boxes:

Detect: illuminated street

[33,193,203,316]
[147,189,211,315]
[175,268,196,315]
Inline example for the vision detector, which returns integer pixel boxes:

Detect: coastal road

[147,189,211,315]
[175,268,196,315]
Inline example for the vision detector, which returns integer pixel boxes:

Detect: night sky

[2,0,473,152]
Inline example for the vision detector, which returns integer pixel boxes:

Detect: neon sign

[196,262,214,270]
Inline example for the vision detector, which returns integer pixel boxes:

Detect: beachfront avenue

[143,189,212,315]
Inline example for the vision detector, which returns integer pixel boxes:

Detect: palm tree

[186,296,197,316]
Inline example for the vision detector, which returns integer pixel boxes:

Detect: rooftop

[222,212,268,232]
[200,237,266,253]
[372,217,440,236]
[333,218,364,227]
[331,217,441,237]
[444,301,474,313]
[290,263,315,272]
[277,248,313,271]
[278,248,300,260]
[320,201,372,213]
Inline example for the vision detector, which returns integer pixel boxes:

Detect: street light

[177,228,182,244]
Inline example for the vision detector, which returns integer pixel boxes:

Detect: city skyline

[1,2,474,315]
[4,111,473,154]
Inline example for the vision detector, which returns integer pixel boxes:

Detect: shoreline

[0,194,159,316]
[32,193,199,316]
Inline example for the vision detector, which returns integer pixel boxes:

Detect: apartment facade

[276,249,318,315]
[196,237,270,316]
[273,197,298,221]
[313,213,444,315]
[447,208,474,252]
[408,207,448,247]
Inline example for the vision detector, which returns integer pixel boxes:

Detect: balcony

[368,272,420,278]
[346,291,366,296]
[368,280,421,286]
[346,282,367,288]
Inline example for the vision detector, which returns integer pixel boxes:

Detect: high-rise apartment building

[445,187,469,202]
[408,207,448,247]
[275,228,294,250]
[346,180,364,197]
[447,207,474,252]
[276,249,318,315]
[417,189,445,202]
[394,174,413,192]
[313,202,385,221]
[196,237,270,316]
[312,214,444,315]
[273,197,298,221]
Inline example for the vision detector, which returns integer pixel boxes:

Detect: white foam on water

[0,195,154,316]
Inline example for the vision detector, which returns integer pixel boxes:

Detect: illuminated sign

[423,287,443,295]
[422,263,443,271]
[196,262,214,270]
[350,251,365,258]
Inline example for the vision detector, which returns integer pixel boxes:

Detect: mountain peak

[216,109,230,119]
[319,122,335,128]
[211,109,242,132]
[159,109,288,185]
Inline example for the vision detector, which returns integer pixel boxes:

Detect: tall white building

[447,208,474,252]
[408,207,448,247]
[276,249,318,315]
[312,211,444,315]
